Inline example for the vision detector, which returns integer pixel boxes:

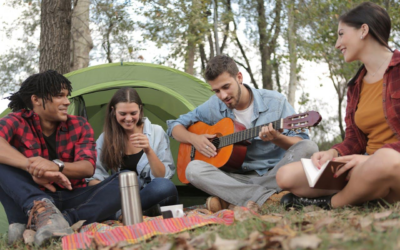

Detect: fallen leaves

[261,214,283,223]
[85,205,400,250]
[23,229,35,245]
[289,234,322,249]
[71,220,86,232]
[213,235,246,250]
[374,210,393,220]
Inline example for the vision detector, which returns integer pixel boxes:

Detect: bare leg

[276,161,336,197]
[331,148,400,208]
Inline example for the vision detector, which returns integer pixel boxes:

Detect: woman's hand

[311,149,338,168]
[333,154,370,180]
[130,133,151,153]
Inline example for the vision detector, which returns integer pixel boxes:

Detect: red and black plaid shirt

[0,109,97,189]
[332,49,400,155]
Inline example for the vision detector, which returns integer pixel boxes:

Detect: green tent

[0,62,213,233]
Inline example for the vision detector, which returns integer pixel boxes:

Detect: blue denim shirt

[88,117,175,188]
[167,85,309,176]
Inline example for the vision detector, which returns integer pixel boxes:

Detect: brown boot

[26,198,73,246]
[206,196,231,213]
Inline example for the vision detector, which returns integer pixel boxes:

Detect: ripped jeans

[185,140,318,207]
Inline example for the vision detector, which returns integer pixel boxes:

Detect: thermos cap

[119,172,139,188]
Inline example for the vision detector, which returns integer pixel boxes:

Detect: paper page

[301,158,329,187]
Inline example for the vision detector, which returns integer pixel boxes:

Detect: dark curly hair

[7,70,72,111]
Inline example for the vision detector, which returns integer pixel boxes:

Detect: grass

[3,200,400,250]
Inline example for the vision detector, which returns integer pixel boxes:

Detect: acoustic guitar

[177,111,322,184]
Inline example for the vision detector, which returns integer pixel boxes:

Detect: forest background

[0,0,399,150]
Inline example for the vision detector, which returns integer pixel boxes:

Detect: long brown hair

[340,2,392,86]
[101,87,144,170]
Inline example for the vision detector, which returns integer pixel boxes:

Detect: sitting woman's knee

[153,178,177,196]
[276,164,295,190]
[371,148,400,174]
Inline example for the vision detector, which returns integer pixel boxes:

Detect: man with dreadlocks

[0,70,121,246]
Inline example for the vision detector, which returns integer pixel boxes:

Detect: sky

[0,1,340,138]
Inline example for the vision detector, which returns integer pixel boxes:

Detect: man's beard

[227,80,241,109]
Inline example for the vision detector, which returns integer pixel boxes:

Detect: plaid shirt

[332,50,400,156]
[0,109,97,189]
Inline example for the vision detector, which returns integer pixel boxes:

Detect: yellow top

[355,79,397,154]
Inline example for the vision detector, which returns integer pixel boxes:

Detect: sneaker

[206,196,231,213]
[7,223,26,245]
[280,193,332,210]
[26,198,73,246]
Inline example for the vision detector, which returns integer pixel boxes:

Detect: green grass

[3,202,400,249]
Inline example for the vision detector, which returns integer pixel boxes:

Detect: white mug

[160,204,184,218]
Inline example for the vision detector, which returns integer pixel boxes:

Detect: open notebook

[301,158,349,190]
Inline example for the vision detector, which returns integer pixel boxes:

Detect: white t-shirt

[233,101,254,128]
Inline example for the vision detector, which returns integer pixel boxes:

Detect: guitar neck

[217,119,283,148]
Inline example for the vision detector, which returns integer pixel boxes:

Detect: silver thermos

[119,172,143,225]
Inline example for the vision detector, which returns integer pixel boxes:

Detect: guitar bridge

[190,146,195,161]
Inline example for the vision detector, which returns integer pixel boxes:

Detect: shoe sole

[34,227,73,246]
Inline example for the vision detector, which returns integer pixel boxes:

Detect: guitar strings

[207,120,281,149]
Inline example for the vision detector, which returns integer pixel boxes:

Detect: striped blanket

[62,209,235,250]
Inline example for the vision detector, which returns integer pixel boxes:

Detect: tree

[286,0,298,106]
[39,0,72,73]
[236,0,282,90]
[71,0,93,71]
[256,0,282,90]
[0,1,41,93]
[136,0,211,75]
[91,0,138,64]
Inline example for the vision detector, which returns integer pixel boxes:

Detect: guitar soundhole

[211,133,223,149]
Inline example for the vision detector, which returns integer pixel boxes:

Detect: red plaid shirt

[0,109,97,189]
[332,50,400,155]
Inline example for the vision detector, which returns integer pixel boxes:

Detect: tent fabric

[0,62,213,234]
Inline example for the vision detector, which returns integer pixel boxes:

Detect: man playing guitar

[167,55,318,212]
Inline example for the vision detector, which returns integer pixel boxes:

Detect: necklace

[369,53,391,78]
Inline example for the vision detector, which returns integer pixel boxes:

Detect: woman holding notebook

[276,2,400,209]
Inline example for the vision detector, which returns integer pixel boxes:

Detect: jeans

[0,163,121,226]
[0,164,179,226]
[140,178,178,210]
[185,140,319,207]
[115,177,179,218]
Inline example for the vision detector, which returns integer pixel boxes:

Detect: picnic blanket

[62,208,235,250]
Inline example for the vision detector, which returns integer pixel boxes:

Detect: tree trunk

[185,40,196,75]
[256,0,281,90]
[70,0,93,71]
[273,53,281,93]
[287,0,297,106]
[213,0,220,55]
[40,0,72,74]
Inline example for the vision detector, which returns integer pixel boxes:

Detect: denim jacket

[88,117,175,188]
[167,85,309,176]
